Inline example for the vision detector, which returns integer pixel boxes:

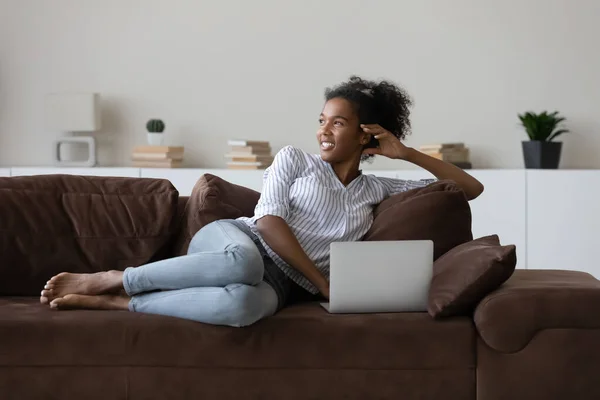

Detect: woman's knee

[224,242,263,284]
[220,284,275,327]
[188,220,264,284]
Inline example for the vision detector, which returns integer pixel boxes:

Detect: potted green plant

[519,111,569,169]
[146,119,165,146]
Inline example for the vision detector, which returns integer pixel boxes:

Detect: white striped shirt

[238,145,435,294]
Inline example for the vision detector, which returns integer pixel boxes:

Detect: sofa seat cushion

[0,175,179,296]
[0,298,475,370]
[474,269,600,353]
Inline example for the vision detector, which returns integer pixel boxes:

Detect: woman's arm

[257,216,329,298]
[251,145,329,298]
[404,148,484,200]
[361,124,484,200]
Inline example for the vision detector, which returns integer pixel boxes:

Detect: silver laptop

[321,240,434,313]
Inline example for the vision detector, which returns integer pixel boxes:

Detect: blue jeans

[122,220,279,327]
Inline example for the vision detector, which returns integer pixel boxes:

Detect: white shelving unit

[140,168,265,195]
[140,168,211,196]
[10,167,140,178]
[468,170,527,269]
[3,166,599,277]
[526,170,600,278]
[395,169,527,269]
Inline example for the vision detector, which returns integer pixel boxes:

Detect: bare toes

[50,298,61,309]
[48,274,62,285]
[54,272,68,281]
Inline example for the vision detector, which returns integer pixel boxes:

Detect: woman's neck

[330,153,362,186]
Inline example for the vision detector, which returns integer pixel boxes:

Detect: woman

[40,76,483,327]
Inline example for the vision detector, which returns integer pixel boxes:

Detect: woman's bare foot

[50,293,130,311]
[40,271,124,305]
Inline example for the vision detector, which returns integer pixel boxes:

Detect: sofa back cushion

[428,234,517,318]
[172,174,261,256]
[362,180,473,260]
[0,175,179,295]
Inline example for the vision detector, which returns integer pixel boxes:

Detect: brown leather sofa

[1,174,599,400]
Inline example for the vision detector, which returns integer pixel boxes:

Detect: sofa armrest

[474,269,600,353]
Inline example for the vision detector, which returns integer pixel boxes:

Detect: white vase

[147,132,164,146]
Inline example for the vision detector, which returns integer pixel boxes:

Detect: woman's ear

[361,133,371,145]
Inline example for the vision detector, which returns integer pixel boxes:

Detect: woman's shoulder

[276,145,303,158]
[360,172,390,186]
[358,173,391,194]
[275,145,322,168]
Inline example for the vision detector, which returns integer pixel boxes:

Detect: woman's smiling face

[316,97,370,163]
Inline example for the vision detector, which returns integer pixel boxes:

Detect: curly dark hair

[324,75,413,162]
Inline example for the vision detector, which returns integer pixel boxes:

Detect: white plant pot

[147,132,164,146]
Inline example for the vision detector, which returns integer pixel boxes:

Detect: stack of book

[225,140,273,169]
[419,143,472,169]
[131,146,184,168]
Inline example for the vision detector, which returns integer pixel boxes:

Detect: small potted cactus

[146,119,165,145]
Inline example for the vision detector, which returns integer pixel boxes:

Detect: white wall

[1,0,599,169]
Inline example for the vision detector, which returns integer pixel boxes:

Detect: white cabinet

[397,169,527,268]
[145,168,527,268]
[10,167,140,178]
[140,168,207,196]
[207,169,265,192]
[526,170,600,278]
[469,170,527,269]
[140,169,265,195]
[7,165,600,278]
